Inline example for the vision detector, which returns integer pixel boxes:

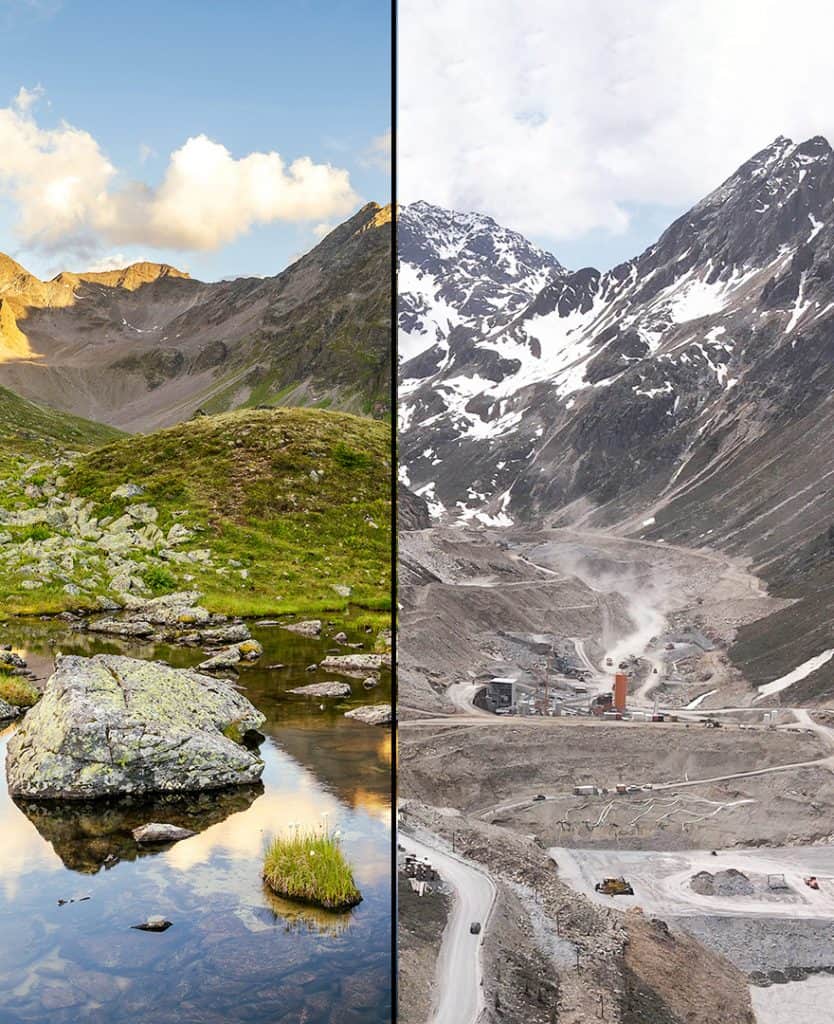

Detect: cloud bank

[0,89,359,255]
[400,0,834,245]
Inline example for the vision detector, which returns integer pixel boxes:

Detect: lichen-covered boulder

[6,654,266,800]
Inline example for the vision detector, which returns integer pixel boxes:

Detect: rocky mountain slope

[400,136,834,698]
[0,202,391,431]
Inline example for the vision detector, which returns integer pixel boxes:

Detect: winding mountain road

[399,832,496,1024]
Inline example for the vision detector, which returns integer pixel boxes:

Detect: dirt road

[399,832,496,1024]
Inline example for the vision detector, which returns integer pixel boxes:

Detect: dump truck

[595,877,634,896]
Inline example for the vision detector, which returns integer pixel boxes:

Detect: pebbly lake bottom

[0,611,392,1024]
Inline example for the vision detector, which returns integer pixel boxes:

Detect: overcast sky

[0,0,390,281]
[399,0,834,270]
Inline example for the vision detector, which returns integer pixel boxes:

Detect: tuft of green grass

[0,672,39,708]
[263,827,362,911]
[143,565,178,594]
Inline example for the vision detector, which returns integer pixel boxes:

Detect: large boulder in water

[6,654,266,800]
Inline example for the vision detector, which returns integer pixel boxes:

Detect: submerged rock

[132,822,196,844]
[6,654,266,800]
[344,704,391,726]
[288,682,352,698]
[282,619,322,637]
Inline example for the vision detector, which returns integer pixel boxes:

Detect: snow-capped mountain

[398,201,563,369]
[400,135,834,697]
[400,137,834,527]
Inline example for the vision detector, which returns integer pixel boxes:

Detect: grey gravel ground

[677,916,834,975]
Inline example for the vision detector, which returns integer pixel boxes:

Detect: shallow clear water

[0,613,392,1023]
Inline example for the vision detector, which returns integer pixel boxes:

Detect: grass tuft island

[263,827,362,911]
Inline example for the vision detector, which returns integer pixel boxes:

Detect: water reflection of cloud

[0,733,63,898]
[165,748,389,876]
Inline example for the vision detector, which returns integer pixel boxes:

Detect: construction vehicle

[805,876,820,890]
[595,877,634,896]
[590,692,613,716]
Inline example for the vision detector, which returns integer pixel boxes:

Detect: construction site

[398,522,834,1024]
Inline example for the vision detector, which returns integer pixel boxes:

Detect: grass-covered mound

[0,669,39,709]
[65,407,391,616]
[263,827,362,911]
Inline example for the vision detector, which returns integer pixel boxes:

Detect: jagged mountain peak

[398,200,564,367]
[400,199,564,279]
[399,132,834,538]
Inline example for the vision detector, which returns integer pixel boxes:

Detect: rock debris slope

[399,135,834,698]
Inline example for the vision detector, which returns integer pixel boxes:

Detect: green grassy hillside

[0,405,390,617]
[0,383,123,468]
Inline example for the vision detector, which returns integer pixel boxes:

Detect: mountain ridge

[0,201,391,430]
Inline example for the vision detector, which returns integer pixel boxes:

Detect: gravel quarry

[399,521,834,1023]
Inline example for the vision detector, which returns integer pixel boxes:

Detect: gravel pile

[690,868,755,897]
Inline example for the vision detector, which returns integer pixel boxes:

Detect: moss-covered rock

[6,653,266,800]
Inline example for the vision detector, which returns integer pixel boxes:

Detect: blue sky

[0,0,391,281]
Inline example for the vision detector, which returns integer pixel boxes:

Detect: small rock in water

[345,704,392,726]
[362,676,380,690]
[288,682,352,698]
[281,619,322,637]
[132,916,173,933]
[265,663,286,670]
[333,632,348,644]
[132,823,196,844]
[305,664,317,672]
[198,647,242,672]
[255,620,280,627]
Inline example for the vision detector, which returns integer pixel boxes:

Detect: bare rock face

[344,704,391,726]
[6,654,265,800]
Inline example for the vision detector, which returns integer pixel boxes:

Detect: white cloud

[138,142,155,164]
[400,0,834,244]
[0,90,360,255]
[361,129,391,172]
[13,84,44,113]
[312,222,334,239]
